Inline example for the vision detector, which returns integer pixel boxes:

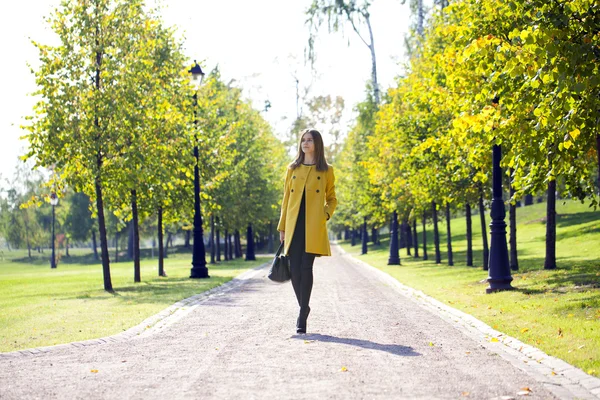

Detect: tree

[306,0,381,104]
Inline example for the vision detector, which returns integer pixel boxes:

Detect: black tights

[289,189,316,313]
[289,246,315,312]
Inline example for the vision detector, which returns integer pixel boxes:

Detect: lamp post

[50,192,58,269]
[188,60,209,279]
[486,96,514,293]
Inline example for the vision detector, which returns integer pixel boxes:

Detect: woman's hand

[279,231,285,243]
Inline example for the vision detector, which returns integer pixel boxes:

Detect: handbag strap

[275,241,284,257]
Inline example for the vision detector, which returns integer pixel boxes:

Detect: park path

[0,245,592,399]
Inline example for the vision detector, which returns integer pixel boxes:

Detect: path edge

[337,245,600,400]
[0,262,270,360]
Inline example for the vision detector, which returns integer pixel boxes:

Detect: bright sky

[0,0,412,182]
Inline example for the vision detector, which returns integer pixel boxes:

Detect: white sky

[0,0,413,182]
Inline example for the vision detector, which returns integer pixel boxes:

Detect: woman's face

[301,133,315,155]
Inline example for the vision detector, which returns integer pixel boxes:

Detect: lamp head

[50,192,59,206]
[188,60,205,88]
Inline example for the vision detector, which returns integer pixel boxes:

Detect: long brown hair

[289,129,329,171]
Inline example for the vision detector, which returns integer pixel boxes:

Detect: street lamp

[486,96,514,293]
[50,192,58,269]
[188,60,209,279]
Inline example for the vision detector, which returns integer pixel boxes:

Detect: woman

[277,129,337,334]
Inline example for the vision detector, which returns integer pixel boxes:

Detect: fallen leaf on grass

[578,345,585,349]
[521,328,529,333]
[91,370,98,373]
[568,314,574,318]
[557,328,563,338]
[340,366,348,372]
[487,306,492,310]
[588,369,597,375]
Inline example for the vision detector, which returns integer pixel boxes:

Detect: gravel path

[0,246,593,399]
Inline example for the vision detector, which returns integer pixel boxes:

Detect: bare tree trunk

[92,230,99,260]
[364,13,380,104]
[596,133,600,195]
[95,174,112,292]
[445,203,453,266]
[131,190,141,283]
[432,201,441,264]
[422,213,428,260]
[158,207,166,277]
[413,217,419,258]
[545,179,557,270]
[229,234,234,259]
[406,221,412,256]
[509,168,519,271]
[216,217,221,262]
[224,229,229,261]
[478,189,489,271]
[115,230,119,263]
[66,237,70,257]
[210,215,215,264]
[466,203,473,267]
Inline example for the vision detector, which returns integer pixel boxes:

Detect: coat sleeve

[324,166,337,220]
[277,168,291,232]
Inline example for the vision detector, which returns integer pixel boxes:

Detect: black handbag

[268,242,291,282]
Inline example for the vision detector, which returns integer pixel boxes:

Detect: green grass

[339,200,600,377]
[0,248,269,352]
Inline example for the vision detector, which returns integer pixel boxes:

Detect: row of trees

[21,0,287,291]
[331,0,599,270]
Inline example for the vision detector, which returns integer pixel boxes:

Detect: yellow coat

[277,164,337,256]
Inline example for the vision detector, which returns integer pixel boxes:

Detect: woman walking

[277,129,337,334]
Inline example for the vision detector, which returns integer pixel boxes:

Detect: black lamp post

[188,60,209,279]
[388,211,400,265]
[50,192,58,269]
[486,97,514,293]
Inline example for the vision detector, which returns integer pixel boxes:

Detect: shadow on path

[292,333,421,357]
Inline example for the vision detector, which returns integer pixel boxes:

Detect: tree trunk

[92,230,99,260]
[524,194,533,206]
[246,224,256,261]
[466,204,473,267]
[115,230,119,263]
[413,217,419,258]
[229,234,234,259]
[66,237,70,257]
[432,201,441,264]
[216,217,221,262]
[509,169,519,271]
[445,203,453,266]
[158,207,165,277]
[596,133,600,195]
[544,179,557,270]
[406,220,412,256]
[95,174,112,292]
[210,215,215,264]
[224,230,229,261]
[268,221,274,253]
[235,230,242,258]
[364,14,380,104]
[131,190,141,283]
[185,230,191,248]
[23,214,31,259]
[422,213,428,260]
[399,220,406,249]
[479,189,489,271]
[127,220,134,259]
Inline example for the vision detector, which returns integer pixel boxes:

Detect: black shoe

[296,306,311,334]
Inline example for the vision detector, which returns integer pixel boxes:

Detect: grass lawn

[338,200,600,377]
[0,247,269,353]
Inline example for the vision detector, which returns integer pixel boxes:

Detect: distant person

[277,128,338,334]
